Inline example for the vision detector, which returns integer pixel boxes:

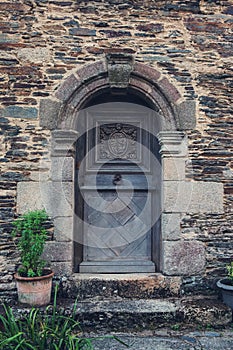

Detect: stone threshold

[58,272,182,300]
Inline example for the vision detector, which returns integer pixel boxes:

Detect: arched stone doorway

[38,52,203,277]
[74,97,162,273]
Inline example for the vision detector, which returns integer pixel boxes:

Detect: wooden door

[75,103,161,273]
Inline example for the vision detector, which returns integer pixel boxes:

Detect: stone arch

[39,55,196,132]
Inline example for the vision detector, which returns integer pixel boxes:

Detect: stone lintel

[158,131,188,157]
[51,129,79,157]
[162,240,205,276]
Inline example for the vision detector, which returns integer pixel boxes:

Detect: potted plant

[217,261,233,310]
[12,209,54,306]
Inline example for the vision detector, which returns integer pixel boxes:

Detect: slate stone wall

[0,0,232,299]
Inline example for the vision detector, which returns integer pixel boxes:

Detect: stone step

[9,296,232,333]
[59,273,182,300]
[56,296,232,332]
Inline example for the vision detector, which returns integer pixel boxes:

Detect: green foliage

[0,285,129,350]
[12,210,49,278]
[226,262,233,285]
[171,324,181,331]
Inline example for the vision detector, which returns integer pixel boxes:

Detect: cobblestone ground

[91,328,233,350]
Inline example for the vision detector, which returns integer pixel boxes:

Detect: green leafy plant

[171,324,181,331]
[226,262,233,285]
[12,209,49,278]
[0,285,129,350]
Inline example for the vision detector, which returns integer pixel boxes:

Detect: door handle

[112,173,122,185]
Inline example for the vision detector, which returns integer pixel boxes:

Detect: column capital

[157,131,187,157]
[51,129,79,157]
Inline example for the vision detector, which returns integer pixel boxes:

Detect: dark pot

[217,278,233,310]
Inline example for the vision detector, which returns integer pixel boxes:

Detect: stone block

[69,28,96,36]
[163,181,224,214]
[17,181,73,217]
[158,77,181,103]
[50,261,73,276]
[17,47,51,63]
[68,273,181,299]
[51,130,79,157]
[55,74,81,102]
[175,100,196,130]
[163,158,186,180]
[1,105,37,119]
[70,78,108,108]
[129,77,152,94]
[136,23,164,33]
[0,282,16,291]
[185,17,224,34]
[133,62,161,82]
[106,52,133,89]
[29,170,50,182]
[100,30,132,37]
[158,131,188,158]
[76,61,106,82]
[51,157,73,181]
[162,240,205,275]
[162,213,181,240]
[39,98,62,130]
[181,298,232,327]
[54,216,73,241]
[42,241,73,262]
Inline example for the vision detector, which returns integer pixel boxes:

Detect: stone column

[44,129,79,275]
[158,131,206,276]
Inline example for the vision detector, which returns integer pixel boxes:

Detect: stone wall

[0,0,232,299]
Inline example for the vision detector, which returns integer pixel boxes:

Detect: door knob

[112,173,122,185]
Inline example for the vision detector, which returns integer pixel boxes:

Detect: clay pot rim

[14,269,54,282]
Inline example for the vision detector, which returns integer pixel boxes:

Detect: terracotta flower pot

[217,278,233,311]
[14,269,54,306]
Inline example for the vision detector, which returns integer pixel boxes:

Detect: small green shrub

[0,285,129,350]
[226,262,233,285]
[12,209,49,277]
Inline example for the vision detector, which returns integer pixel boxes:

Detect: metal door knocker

[112,173,122,185]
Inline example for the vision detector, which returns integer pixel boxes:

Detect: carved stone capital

[157,131,187,157]
[51,130,79,157]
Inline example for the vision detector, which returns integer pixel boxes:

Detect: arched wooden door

[74,102,161,273]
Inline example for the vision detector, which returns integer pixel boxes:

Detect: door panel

[75,103,160,273]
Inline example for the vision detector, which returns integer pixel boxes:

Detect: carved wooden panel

[85,111,152,172]
[99,123,137,160]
